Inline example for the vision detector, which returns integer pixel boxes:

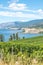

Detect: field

[0,36,43,65]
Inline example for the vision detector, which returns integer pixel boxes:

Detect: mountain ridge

[0,19,43,29]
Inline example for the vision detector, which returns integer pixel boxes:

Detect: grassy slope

[9,36,43,47]
[0,36,43,65]
[0,36,43,49]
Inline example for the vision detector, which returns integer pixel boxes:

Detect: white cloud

[37,9,42,12]
[8,3,27,11]
[0,0,43,23]
[0,11,13,16]
[0,11,43,19]
[37,9,43,14]
[0,1,43,22]
[0,10,43,23]
[31,9,43,14]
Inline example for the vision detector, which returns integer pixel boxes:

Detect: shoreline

[22,28,43,34]
[0,28,43,34]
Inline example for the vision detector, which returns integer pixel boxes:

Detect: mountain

[0,19,43,29]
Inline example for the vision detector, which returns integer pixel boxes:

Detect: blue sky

[0,0,43,23]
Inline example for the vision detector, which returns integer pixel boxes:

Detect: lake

[0,29,43,41]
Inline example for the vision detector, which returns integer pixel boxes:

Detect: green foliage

[9,33,19,41]
[0,34,4,42]
[16,32,19,40]
[0,36,43,63]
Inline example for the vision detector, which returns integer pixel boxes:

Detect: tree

[16,32,19,40]
[13,33,16,40]
[0,34,4,42]
[9,35,13,41]
[23,36,25,39]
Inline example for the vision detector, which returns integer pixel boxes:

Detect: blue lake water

[0,29,43,41]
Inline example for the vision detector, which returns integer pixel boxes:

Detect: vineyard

[0,36,43,65]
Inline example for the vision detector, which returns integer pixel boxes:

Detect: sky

[0,0,43,23]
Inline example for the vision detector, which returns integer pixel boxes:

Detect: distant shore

[22,28,43,34]
[0,27,43,34]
